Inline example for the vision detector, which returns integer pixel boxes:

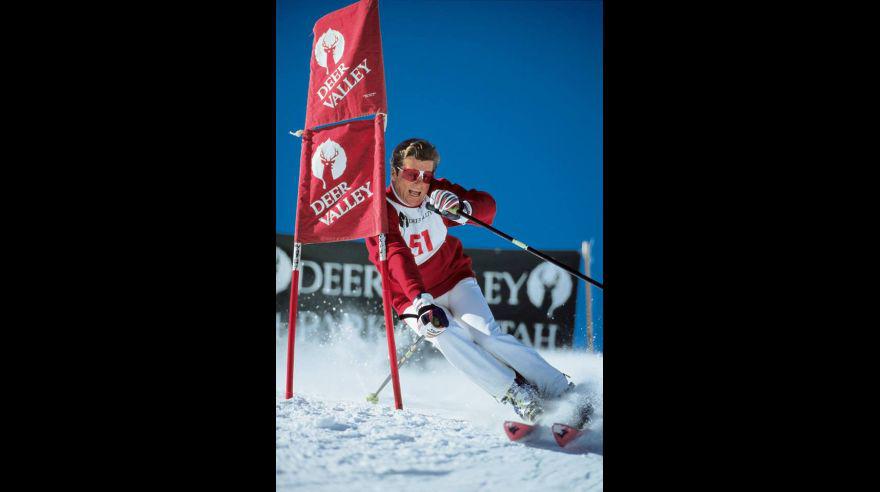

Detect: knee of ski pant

[474,331,526,352]
[457,314,502,337]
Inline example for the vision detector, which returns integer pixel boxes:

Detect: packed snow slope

[276,325,603,491]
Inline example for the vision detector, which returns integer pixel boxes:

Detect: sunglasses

[394,166,434,183]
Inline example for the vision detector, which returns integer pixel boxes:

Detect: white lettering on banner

[342,263,363,296]
[482,271,528,305]
[516,322,535,347]
[320,58,372,109]
[317,181,374,226]
[498,320,558,349]
[295,260,383,299]
[363,264,382,298]
[310,182,350,215]
[515,324,530,345]
[322,262,342,295]
[532,323,559,350]
[329,90,345,108]
[350,187,365,204]
[317,63,349,101]
[483,272,504,304]
[298,260,322,294]
[501,272,528,305]
[355,59,371,74]
[351,66,364,83]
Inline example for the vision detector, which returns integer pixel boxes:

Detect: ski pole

[366,333,426,404]
[429,205,604,289]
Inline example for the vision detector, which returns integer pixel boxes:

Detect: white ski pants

[402,277,569,400]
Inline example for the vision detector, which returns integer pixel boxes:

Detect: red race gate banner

[294,116,387,244]
[290,0,399,407]
[305,0,387,130]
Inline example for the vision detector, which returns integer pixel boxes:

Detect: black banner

[276,234,579,349]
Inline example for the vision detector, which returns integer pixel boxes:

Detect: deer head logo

[314,28,345,75]
[526,262,573,318]
[310,139,347,190]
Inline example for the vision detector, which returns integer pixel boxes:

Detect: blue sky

[277,0,603,350]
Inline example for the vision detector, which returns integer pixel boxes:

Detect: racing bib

[387,198,447,265]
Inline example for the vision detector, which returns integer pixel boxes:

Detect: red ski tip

[503,421,535,441]
[551,423,583,447]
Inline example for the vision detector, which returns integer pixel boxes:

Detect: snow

[276,323,603,491]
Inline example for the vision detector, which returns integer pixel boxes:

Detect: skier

[365,138,592,426]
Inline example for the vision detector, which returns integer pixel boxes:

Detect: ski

[503,421,586,448]
[503,420,537,442]
[550,423,583,448]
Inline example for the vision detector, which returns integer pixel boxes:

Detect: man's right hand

[426,190,471,224]
[412,293,449,338]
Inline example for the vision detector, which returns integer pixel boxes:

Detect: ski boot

[500,381,545,423]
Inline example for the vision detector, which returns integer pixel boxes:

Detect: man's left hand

[412,293,449,338]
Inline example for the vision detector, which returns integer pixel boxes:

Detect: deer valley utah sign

[275,247,576,349]
[309,139,374,227]
[314,29,374,110]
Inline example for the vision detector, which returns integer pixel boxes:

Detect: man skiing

[365,138,591,426]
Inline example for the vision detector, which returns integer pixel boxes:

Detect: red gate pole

[378,233,403,409]
[285,242,302,399]
[286,128,312,400]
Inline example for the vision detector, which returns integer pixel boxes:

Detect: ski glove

[411,293,449,338]
[426,190,471,224]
